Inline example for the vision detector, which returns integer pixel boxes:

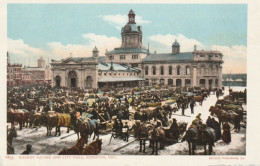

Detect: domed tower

[121,9,143,48]
[172,39,180,54]
[38,57,45,68]
[92,46,99,58]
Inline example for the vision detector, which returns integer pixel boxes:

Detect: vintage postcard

[1,0,260,166]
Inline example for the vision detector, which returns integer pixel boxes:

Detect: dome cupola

[92,46,99,58]
[172,39,180,54]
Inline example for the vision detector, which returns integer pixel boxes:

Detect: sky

[7,4,247,73]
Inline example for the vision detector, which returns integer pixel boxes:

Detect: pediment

[62,58,79,65]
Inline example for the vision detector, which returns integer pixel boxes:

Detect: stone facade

[51,57,98,89]
[142,49,223,89]
[50,9,223,89]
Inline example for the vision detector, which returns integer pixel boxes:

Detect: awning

[98,77,145,82]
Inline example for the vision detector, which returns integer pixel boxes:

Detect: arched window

[145,66,149,75]
[152,66,156,75]
[168,79,173,86]
[169,66,172,75]
[186,66,190,75]
[160,66,164,75]
[177,66,181,75]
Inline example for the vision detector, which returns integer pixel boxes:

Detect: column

[219,65,223,88]
[192,64,197,87]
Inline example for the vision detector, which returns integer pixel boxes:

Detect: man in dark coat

[182,103,185,116]
[206,116,213,128]
[122,122,129,142]
[222,122,231,143]
[190,101,194,114]
[170,118,179,140]
[141,112,148,122]
[212,117,221,140]
[216,90,220,99]
[134,109,141,120]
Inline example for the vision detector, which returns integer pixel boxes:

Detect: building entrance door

[209,79,213,89]
[55,76,61,87]
[68,71,77,88]
[86,76,93,89]
[71,78,76,87]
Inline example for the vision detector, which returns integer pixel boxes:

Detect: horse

[81,138,102,155]
[193,94,206,106]
[58,137,88,155]
[7,109,30,130]
[140,107,156,121]
[78,119,99,141]
[181,125,216,155]
[148,127,165,155]
[132,122,153,153]
[42,112,71,136]
[181,126,199,155]
[201,127,217,155]
[7,126,17,154]
[209,106,241,132]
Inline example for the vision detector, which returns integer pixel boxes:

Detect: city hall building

[51,10,223,89]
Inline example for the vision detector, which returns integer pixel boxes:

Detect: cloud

[82,33,121,50]
[99,14,151,30]
[148,34,204,52]
[47,33,121,59]
[211,45,247,59]
[47,42,90,58]
[211,45,247,73]
[8,38,45,57]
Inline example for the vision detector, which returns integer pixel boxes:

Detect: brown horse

[148,127,165,155]
[7,109,29,130]
[43,112,71,136]
[81,139,102,155]
[78,119,99,141]
[58,137,88,155]
[181,125,216,155]
[209,106,241,132]
[193,94,206,106]
[132,122,153,153]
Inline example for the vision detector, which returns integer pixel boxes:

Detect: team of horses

[7,84,245,155]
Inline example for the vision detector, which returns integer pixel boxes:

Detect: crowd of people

[7,84,245,155]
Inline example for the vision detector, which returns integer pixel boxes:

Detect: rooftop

[142,52,194,62]
[98,77,144,82]
[98,62,140,72]
[106,47,149,55]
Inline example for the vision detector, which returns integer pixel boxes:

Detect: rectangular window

[177,68,181,75]
[145,67,148,75]
[120,55,126,59]
[152,67,156,75]
[132,54,138,59]
[160,67,164,75]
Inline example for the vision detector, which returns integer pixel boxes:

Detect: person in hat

[182,103,186,116]
[190,101,195,114]
[21,144,32,155]
[170,118,179,140]
[134,109,141,120]
[122,122,129,142]
[222,122,231,143]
